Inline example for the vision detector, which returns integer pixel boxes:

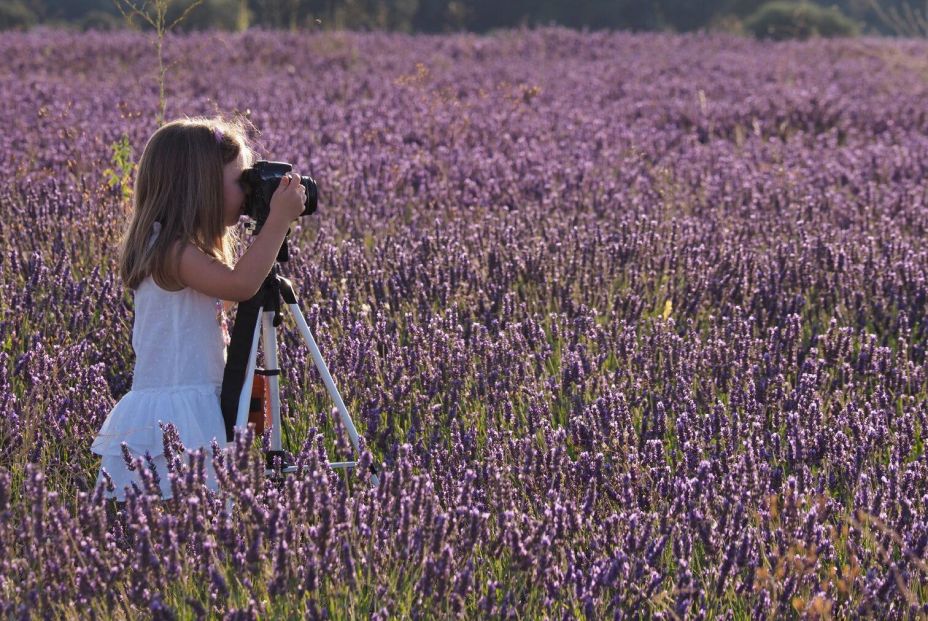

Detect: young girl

[91,116,306,502]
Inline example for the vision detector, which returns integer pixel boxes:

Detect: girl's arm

[175,215,291,302]
[176,173,306,301]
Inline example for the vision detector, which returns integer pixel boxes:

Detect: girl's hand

[268,172,306,227]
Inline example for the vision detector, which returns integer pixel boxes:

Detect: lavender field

[2,26,928,619]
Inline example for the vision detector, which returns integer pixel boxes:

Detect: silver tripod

[220,265,379,487]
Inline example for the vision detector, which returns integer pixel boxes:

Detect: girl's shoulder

[148,231,186,292]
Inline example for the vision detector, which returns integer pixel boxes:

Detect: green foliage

[79,9,123,30]
[4,0,915,36]
[102,133,136,204]
[163,0,246,31]
[0,0,38,30]
[28,0,112,21]
[745,1,859,39]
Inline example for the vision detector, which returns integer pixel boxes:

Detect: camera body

[240,160,318,229]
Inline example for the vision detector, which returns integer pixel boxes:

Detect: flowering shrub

[1,27,928,618]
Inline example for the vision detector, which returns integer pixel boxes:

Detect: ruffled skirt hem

[90,383,228,457]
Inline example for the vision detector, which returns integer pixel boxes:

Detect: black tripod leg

[220,295,264,443]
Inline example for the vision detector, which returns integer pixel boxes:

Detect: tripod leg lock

[255,368,281,377]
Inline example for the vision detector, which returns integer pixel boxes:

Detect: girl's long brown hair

[119,115,257,291]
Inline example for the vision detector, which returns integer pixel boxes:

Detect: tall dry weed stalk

[110,0,205,126]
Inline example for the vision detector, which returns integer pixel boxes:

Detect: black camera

[240,160,318,229]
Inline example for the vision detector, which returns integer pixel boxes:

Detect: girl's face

[222,151,247,228]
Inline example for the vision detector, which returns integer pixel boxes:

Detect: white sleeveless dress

[91,222,231,501]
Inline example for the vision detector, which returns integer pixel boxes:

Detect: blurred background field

[6,0,928,39]
[2,2,928,618]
